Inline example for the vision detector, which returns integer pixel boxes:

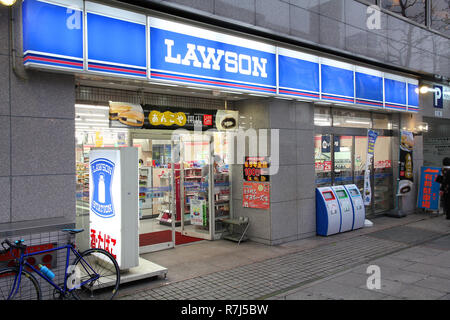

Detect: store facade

[1,0,449,298]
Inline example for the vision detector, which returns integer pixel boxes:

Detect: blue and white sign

[278,48,320,99]
[22,0,84,71]
[86,2,147,78]
[90,158,115,218]
[434,85,443,109]
[149,17,277,94]
[21,1,421,114]
[89,148,139,270]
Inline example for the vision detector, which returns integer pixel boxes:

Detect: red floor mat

[139,230,204,247]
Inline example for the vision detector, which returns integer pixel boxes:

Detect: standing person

[436,157,450,220]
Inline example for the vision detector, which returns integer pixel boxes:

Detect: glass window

[354,136,368,196]
[431,0,450,36]
[315,134,332,187]
[332,109,372,128]
[314,106,332,126]
[381,0,426,25]
[372,112,393,129]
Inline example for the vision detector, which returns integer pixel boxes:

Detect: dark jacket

[436,166,450,197]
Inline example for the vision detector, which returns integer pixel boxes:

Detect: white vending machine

[89,147,139,270]
[344,184,365,230]
[331,185,353,233]
[316,187,341,236]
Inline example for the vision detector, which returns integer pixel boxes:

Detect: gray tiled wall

[0,7,76,229]
[232,98,315,245]
[141,0,450,78]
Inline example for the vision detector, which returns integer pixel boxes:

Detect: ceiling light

[75,104,109,110]
[0,0,17,6]
[75,113,106,117]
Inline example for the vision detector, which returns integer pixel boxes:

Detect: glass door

[333,135,353,185]
[132,132,176,253]
[180,133,213,240]
[373,136,394,213]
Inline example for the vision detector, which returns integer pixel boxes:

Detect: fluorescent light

[345,120,370,125]
[221,90,243,95]
[75,104,109,110]
[76,113,106,117]
[248,94,267,97]
[153,82,178,87]
[0,0,17,6]
[85,119,109,123]
[275,96,293,100]
[186,86,210,91]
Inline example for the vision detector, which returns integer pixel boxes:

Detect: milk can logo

[90,158,115,218]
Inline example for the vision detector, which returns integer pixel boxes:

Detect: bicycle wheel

[71,248,120,300]
[0,267,41,300]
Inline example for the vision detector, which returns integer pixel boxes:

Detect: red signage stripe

[89,63,147,75]
[24,55,83,67]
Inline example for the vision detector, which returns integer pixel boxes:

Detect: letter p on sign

[434,85,443,109]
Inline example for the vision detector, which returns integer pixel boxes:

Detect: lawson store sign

[22,0,419,113]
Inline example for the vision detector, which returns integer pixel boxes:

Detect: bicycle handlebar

[0,239,26,256]
[0,239,12,255]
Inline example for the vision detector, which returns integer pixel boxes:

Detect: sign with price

[243,182,270,209]
[243,156,270,182]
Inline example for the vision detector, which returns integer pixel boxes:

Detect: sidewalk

[117,212,450,300]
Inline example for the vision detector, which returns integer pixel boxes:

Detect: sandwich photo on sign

[109,102,145,128]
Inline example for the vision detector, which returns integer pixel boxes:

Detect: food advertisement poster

[243,156,270,182]
[243,182,270,209]
[398,130,414,195]
[190,199,206,226]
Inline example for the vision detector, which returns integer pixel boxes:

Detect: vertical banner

[398,130,414,194]
[363,130,378,205]
[418,167,442,210]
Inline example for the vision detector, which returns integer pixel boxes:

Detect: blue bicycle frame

[8,244,100,299]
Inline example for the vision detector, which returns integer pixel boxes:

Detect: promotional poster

[398,130,414,195]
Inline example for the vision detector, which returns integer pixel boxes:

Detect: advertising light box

[22,0,84,71]
[89,147,139,270]
[21,0,421,114]
[149,17,277,94]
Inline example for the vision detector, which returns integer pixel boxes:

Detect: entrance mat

[367,226,442,245]
[139,230,204,247]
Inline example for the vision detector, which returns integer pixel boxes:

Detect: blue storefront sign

[21,0,420,113]
[90,158,115,218]
[418,167,442,211]
[149,17,277,93]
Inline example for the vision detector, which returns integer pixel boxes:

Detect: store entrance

[133,131,179,253]
[133,129,232,251]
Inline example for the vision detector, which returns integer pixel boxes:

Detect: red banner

[243,182,270,209]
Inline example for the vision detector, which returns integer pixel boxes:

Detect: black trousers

[443,195,450,218]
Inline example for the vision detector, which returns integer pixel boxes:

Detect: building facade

[0,0,449,298]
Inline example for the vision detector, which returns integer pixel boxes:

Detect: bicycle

[0,229,120,300]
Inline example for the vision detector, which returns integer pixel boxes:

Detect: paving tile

[402,263,450,280]
[305,280,387,300]
[395,284,447,300]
